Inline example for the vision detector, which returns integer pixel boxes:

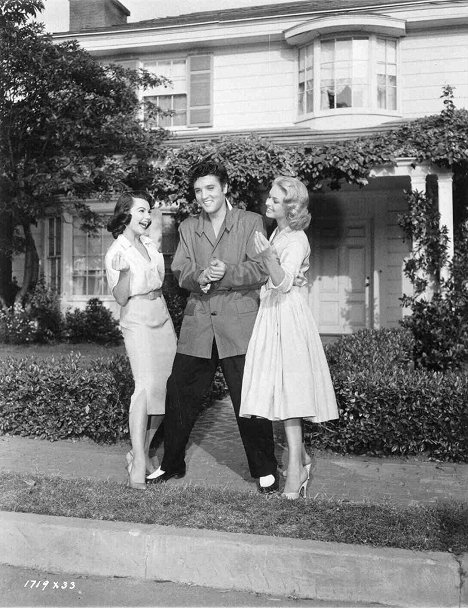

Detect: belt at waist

[129,289,162,301]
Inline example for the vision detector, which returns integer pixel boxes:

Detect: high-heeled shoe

[281,467,309,500]
[126,461,147,491]
[126,450,156,477]
[282,460,313,478]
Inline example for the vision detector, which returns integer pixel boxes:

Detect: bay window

[297,35,398,117]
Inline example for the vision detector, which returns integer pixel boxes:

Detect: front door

[308,219,372,334]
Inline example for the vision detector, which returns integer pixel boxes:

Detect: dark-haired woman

[105,193,177,489]
[240,177,338,499]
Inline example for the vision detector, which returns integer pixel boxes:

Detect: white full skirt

[240,286,339,422]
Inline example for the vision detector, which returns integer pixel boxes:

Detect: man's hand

[206,258,226,281]
[112,251,130,272]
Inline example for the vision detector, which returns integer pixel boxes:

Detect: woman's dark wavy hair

[107,191,154,239]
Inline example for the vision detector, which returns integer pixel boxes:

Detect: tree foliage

[0,0,169,303]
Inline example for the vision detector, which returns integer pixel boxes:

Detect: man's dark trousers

[161,341,277,478]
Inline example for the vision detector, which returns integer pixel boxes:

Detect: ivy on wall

[151,86,468,225]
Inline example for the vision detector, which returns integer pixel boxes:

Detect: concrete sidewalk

[1,399,467,607]
[1,398,467,505]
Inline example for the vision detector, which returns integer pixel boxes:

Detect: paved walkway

[1,399,467,506]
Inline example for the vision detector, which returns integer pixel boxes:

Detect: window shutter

[188,55,212,127]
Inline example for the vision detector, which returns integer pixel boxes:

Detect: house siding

[401,29,468,118]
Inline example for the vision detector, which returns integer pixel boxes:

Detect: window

[298,36,398,116]
[143,55,212,128]
[47,217,61,292]
[298,46,314,115]
[72,218,113,296]
[377,38,397,110]
[320,38,368,110]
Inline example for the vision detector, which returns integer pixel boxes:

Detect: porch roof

[163,120,405,148]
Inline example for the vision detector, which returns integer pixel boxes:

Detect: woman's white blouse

[105,234,165,297]
[266,228,310,294]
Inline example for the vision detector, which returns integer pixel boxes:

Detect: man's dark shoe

[257,470,279,494]
[146,467,186,484]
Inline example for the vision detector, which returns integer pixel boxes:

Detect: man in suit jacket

[148,159,279,492]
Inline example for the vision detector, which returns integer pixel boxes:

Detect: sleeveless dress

[105,234,177,415]
[240,227,339,422]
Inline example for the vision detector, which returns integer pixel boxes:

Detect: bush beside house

[305,330,468,462]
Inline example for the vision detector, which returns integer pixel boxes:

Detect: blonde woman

[240,176,339,499]
[105,192,177,489]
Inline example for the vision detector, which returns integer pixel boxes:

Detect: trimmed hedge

[306,330,468,462]
[0,353,227,443]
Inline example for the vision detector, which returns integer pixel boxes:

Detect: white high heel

[281,467,310,500]
[282,460,313,478]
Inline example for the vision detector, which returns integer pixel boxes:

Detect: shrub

[65,298,122,345]
[0,354,128,443]
[305,329,468,462]
[324,328,414,372]
[0,303,38,344]
[0,352,227,443]
[28,276,64,343]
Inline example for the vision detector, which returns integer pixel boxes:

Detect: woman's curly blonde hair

[273,176,311,230]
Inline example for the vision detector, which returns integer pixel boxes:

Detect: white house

[19,0,468,335]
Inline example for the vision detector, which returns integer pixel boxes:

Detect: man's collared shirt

[172,204,267,359]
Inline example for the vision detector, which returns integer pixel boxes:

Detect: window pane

[353,85,367,107]
[299,48,305,71]
[353,38,369,60]
[353,60,367,81]
[190,55,211,71]
[335,39,352,60]
[73,234,86,256]
[387,40,397,64]
[88,235,101,255]
[321,86,334,109]
[336,83,352,108]
[321,65,333,81]
[377,86,386,109]
[306,90,314,113]
[321,40,334,62]
[388,87,397,110]
[298,82,305,114]
[158,95,172,111]
[376,38,386,62]
[171,59,186,79]
[335,63,352,80]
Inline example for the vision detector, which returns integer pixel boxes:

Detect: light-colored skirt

[120,295,177,415]
[240,286,339,422]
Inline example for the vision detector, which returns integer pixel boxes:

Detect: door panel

[308,220,372,334]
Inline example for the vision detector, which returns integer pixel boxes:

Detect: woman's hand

[254,231,272,255]
[112,251,130,272]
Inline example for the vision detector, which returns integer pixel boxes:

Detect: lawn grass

[1,472,466,554]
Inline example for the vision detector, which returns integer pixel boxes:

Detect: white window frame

[46,216,62,293]
[141,54,213,129]
[71,217,113,297]
[297,34,400,120]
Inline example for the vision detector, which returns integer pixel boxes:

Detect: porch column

[437,170,454,282]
